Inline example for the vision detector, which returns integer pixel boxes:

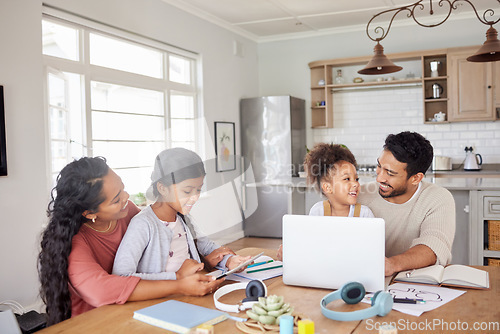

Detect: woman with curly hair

[38,157,222,326]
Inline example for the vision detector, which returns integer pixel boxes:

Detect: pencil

[247,260,274,268]
[393,298,425,304]
[246,265,283,274]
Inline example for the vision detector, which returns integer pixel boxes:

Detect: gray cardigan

[112,205,229,280]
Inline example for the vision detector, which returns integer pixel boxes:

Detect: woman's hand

[176,259,204,280]
[276,244,283,261]
[177,274,224,296]
[205,246,236,267]
[226,255,252,272]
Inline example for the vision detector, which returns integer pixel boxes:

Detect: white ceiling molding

[160,0,493,44]
[160,0,260,41]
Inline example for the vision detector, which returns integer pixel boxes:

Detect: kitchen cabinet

[449,190,470,265]
[470,190,500,266]
[422,54,448,123]
[310,65,333,128]
[308,51,426,128]
[309,46,498,127]
[448,48,496,122]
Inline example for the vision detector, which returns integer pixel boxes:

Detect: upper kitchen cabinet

[310,46,499,127]
[310,65,333,128]
[448,47,496,122]
[422,54,448,124]
[308,52,422,128]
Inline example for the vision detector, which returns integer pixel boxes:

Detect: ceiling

[160,0,496,41]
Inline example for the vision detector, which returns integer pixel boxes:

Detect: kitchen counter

[429,163,500,177]
[280,174,500,191]
[431,176,500,190]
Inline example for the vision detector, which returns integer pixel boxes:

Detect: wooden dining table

[38,248,500,334]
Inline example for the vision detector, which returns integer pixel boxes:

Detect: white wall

[0,0,259,310]
[0,0,48,311]
[257,17,500,163]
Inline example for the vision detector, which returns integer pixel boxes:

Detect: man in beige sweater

[358,131,455,276]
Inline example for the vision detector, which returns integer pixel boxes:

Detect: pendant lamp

[359,0,500,75]
[467,26,500,62]
[358,42,403,75]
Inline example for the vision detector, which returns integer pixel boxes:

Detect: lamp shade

[358,42,403,75]
[467,26,500,62]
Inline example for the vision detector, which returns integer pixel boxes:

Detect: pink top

[163,216,189,273]
[68,200,141,317]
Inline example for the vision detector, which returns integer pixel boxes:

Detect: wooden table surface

[39,248,500,334]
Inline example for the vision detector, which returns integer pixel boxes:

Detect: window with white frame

[42,15,200,197]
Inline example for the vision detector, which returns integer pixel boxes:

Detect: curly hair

[304,143,357,192]
[38,157,109,325]
[383,131,433,178]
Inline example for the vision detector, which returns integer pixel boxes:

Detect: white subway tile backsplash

[313,87,500,163]
[485,122,500,130]
[459,132,477,139]
[477,131,495,139]
[443,132,459,139]
[467,123,485,131]
[426,132,443,140]
[450,123,468,131]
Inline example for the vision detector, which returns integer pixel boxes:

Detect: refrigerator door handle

[241,156,246,211]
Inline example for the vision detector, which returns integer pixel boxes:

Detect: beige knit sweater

[358,181,456,265]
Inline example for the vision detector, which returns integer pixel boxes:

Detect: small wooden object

[196,323,214,334]
[488,220,500,251]
[297,319,314,334]
[488,258,500,266]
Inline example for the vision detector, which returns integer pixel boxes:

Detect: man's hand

[276,244,283,261]
[385,245,437,277]
[385,257,398,276]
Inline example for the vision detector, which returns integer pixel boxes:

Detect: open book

[394,264,489,289]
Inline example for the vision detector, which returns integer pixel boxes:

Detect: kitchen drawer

[484,196,500,218]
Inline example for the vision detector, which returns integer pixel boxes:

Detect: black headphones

[321,282,393,321]
[213,280,267,312]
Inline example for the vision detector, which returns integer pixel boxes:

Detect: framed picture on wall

[0,86,7,176]
[214,121,235,172]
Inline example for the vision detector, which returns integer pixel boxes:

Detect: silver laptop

[282,214,385,292]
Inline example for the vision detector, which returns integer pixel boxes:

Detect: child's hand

[205,246,235,267]
[276,244,283,261]
[177,273,224,296]
[226,255,252,272]
[176,259,204,279]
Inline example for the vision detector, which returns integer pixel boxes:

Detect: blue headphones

[320,282,393,321]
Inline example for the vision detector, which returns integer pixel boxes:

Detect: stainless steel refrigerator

[240,96,306,237]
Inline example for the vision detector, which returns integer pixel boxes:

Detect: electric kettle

[432,83,443,98]
[464,146,482,171]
